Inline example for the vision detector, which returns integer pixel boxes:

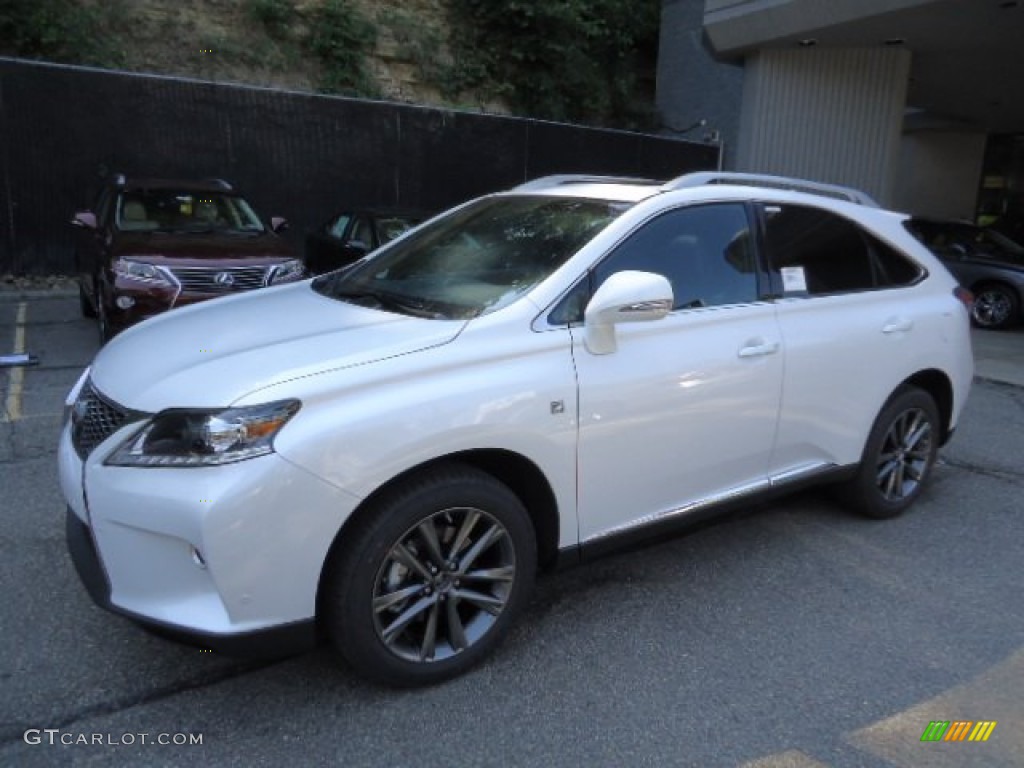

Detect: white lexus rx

[59,173,974,686]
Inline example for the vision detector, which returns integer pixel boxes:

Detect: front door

[570,203,784,544]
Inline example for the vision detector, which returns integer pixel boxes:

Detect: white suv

[60,173,974,686]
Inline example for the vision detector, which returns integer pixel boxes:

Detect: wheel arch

[969,277,1022,301]
[315,449,561,617]
[898,368,955,445]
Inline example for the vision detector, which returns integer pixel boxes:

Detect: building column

[736,47,911,205]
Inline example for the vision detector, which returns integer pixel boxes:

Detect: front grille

[71,381,130,460]
[168,265,271,294]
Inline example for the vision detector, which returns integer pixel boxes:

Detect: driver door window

[594,203,759,310]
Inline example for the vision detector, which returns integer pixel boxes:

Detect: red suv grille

[168,265,270,294]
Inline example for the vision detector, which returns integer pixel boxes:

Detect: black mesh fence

[0,58,718,275]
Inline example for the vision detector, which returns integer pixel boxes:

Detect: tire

[971,283,1019,330]
[839,387,940,519]
[79,284,97,318]
[322,464,537,687]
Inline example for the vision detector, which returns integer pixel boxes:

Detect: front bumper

[66,508,316,658]
[59,416,361,659]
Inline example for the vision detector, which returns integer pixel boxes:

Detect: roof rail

[513,174,663,192]
[206,177,234,191]
[664,172,880,207]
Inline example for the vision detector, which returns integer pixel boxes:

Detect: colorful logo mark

[920,720,997,742]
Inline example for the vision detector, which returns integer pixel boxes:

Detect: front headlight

[105,399,300,467]
[270,259,305,284]
[113,258,172,285]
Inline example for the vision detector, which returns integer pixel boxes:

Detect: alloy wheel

[371,506,516,664]
[875,407,933,502]
[972,288,1013,328]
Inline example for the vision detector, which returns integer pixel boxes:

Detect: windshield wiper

[333,289,445,319]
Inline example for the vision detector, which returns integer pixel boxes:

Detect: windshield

[116,190,265,234]
[312,195,631,319]
[907,220,1024,263]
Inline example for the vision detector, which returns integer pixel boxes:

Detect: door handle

[738,341,779,358]
[882,317,913,333]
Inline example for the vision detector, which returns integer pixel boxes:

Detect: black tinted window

[762,205,872,294]
[871,233,924,286]
[763,205,920,294]
[593,203,758,311]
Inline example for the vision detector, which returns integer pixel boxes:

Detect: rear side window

[761,204,921,295]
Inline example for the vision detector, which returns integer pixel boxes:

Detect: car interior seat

[120,199,158,231]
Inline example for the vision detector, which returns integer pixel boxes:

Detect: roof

[112,176,236,193]
[511,172,881,208]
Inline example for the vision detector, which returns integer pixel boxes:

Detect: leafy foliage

[245,0,296,40]
[444,0,660,128]
[306,0,380,98]
[0,0,661,127]
[0,0,125,67]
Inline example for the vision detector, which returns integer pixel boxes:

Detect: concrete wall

[891,131,987,218]
[656,0,743,167]
[736,47,911,204]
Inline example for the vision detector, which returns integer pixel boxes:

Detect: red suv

[72,176,305,340]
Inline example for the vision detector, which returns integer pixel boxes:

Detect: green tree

[445,0,660,128]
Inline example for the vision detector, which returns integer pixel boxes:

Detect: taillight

[953,286,974,316]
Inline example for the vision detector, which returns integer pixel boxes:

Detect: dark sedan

[304,209,425,275]
[905,218,1024,329]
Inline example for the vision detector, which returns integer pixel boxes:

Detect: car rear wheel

[322,464,537,687]
[839,387,940,519]
[971,283,1018,329]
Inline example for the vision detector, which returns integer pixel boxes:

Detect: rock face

[63,0,498,112]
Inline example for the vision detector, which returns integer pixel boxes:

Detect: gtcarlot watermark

[24,729,203,746]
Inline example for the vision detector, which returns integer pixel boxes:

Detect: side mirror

[584,270,673,355]
[270,216,289,233]
[71,211,97,230]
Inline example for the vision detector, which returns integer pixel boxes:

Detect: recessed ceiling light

[797,38,818,47]
[999,1,1018,8]
[884,38,906,46]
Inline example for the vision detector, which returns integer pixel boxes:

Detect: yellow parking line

[2,302,27,423]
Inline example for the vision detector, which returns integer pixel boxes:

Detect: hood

[111,231,295,264]
[90,282,465,412]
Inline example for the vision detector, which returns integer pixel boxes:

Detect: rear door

[757,203,932,475]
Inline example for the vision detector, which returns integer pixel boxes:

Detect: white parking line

[2,302,27,423]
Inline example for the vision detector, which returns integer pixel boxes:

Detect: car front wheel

[971,283,1019,329]
[840,387,940,519]
[322,464,537,687]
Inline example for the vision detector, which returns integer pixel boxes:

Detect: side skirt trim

[556,462,853,567]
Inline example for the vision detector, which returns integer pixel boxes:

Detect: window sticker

[781,266,807,293]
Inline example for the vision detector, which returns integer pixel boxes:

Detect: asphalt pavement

[1,289,1022,768]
